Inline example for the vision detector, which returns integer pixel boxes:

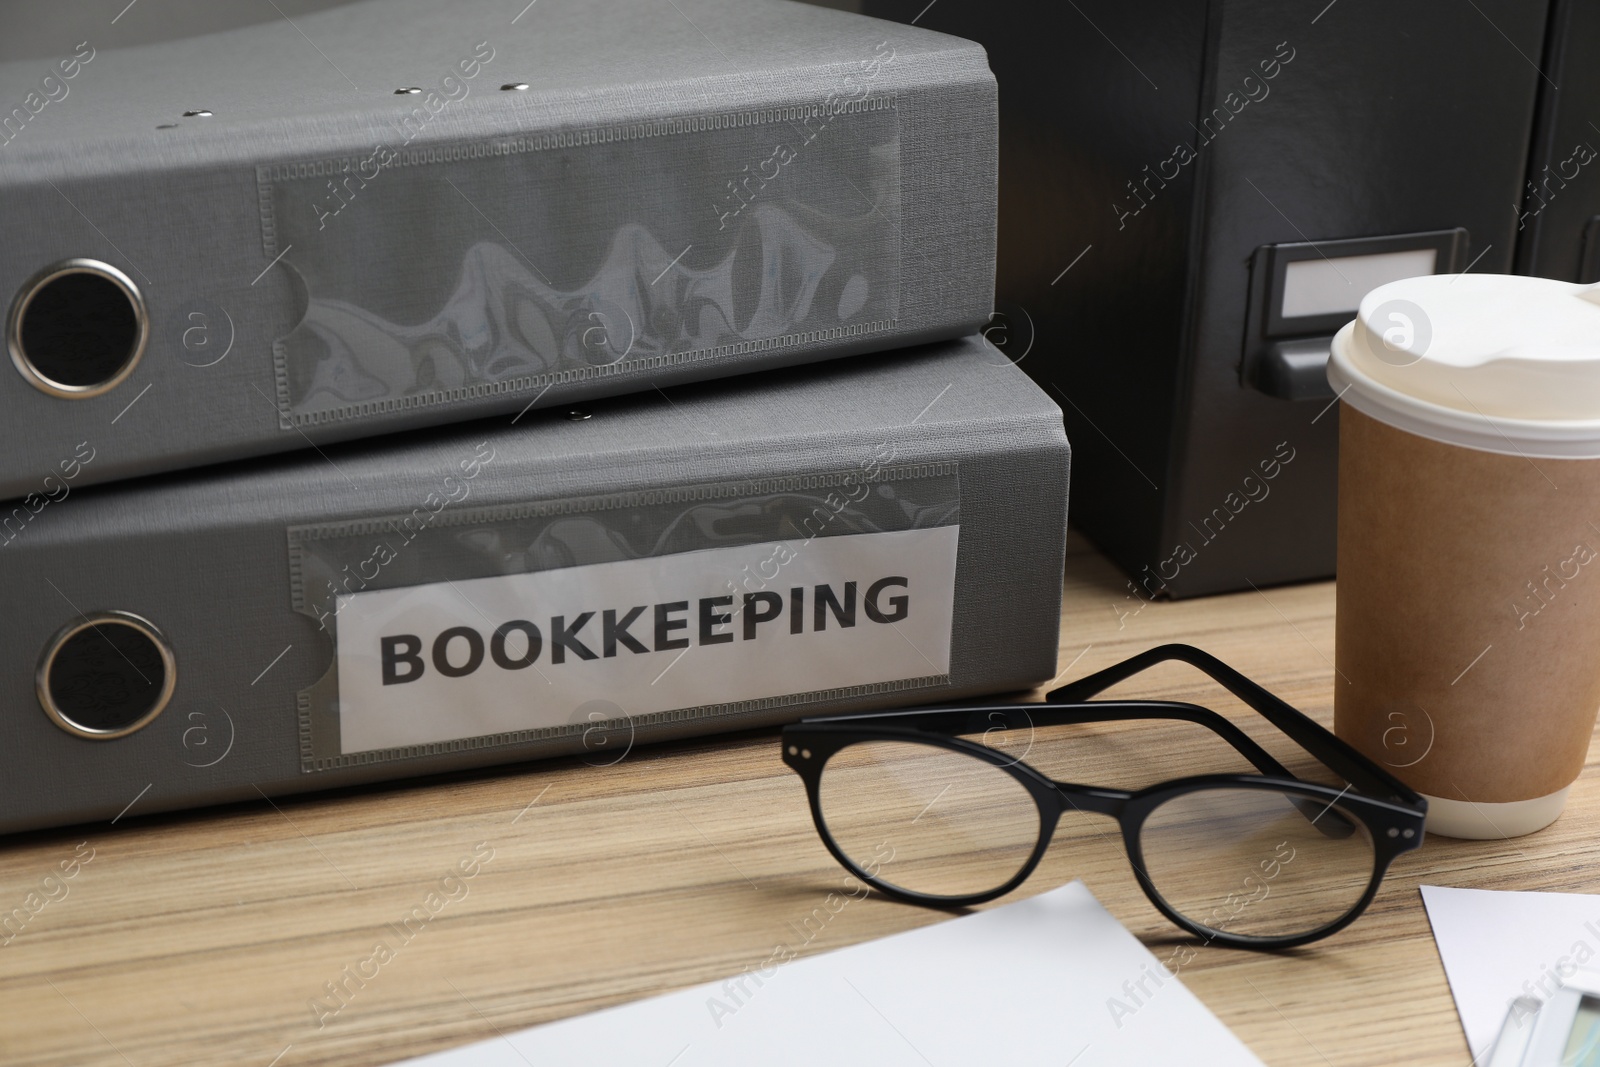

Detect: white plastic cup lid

[1327,274,1600,458]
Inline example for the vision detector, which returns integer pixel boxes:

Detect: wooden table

[8,532,1594,1066]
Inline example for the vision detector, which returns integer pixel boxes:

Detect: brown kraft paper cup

[1335,404,1600,828]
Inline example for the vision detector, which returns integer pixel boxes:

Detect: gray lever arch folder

[0,0,996,500]
[0,336,1068,833]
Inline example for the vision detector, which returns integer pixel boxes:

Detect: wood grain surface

[5,532,1592,1066]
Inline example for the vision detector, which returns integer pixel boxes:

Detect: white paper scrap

[1421,884,1600,1060]
[396,880,1263,1067]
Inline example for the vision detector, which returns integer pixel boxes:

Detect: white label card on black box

[333,527,958,754]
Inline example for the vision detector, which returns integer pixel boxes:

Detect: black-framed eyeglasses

[781,644,1427,950]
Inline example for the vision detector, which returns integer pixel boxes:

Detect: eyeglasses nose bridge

[1051,782,1132,820]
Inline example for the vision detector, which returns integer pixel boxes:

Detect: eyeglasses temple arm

[839,701,1292,779]
[1022,703,1297,780]
[1046,643,1424,806]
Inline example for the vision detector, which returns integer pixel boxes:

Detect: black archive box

[859,0,1551,596]
[1516,0,1600,284]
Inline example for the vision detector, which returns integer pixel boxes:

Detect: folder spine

[0,0,996,498]
[0,338,1065,834]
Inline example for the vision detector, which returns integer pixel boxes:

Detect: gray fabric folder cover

[0,0,995,499]
[0,335,1067,833]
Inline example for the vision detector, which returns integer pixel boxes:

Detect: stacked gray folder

[0,0,996,498]
[2,339,1068,833]
[0,0,1071,833]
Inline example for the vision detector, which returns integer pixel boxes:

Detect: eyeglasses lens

[816,739,1040,900]
[1138,786,1376,940]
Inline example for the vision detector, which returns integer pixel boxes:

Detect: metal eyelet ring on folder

[7,259,149,399]
[37,611,176,739]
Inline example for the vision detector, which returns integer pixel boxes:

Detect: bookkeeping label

[333,527,959,754]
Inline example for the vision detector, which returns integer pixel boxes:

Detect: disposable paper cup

[1328,275,1600,839]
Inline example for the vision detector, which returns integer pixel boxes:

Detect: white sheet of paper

[395,881,1262,1067]
[1421,884,1600,1060]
